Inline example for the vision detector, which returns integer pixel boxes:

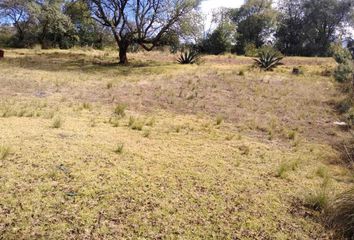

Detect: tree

[0,0,33,46]
[276,0,354,56]
[86,0,200,64]
[31,0,76,48]
[201,23,234,55]
[230,0,276,55]
[64,0,108,48]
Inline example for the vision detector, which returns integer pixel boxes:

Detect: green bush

[330,43,353,64]
[333,63,353,83]
[244,43,258,57]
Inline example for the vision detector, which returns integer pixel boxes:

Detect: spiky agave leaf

[253,47,283,71]
[177,50,200,64]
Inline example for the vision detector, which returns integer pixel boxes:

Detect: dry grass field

[0,49,353,239]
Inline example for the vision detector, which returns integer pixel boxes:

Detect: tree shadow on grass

[3,51,176,76]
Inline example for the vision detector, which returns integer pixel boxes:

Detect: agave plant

[177,50,200,64]
[253,47,283,71]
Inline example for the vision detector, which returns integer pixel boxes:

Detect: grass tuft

[0,145,10,160]
[276,159,300,178]
[114,143,124,154]
[326,188,354,239]
[51,116,62,129]
[216,115,224,125]
[114,104,127,117]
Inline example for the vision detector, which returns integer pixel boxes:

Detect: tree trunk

[118,43,129,64]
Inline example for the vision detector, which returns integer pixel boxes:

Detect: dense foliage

[0,0,353,58]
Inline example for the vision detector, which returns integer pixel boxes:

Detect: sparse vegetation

[0,49,352,239]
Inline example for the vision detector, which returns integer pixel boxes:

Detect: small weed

[128,116,135,127]
[106,82,113,89]
[216,115,224,125]
[82,102,92,110]
[238,70,245,76]
[225,134,234,141]
[145,117,156,127]
[0,145,10,160]
[143,129,151,138]
[276,160,300,178]
[51,116,62,129]
[128,116,144,131]
[110,117,120,127]
[131,120,144,131]
[238,145,250,155]
[114,104,127,117]
[175,125,181,133]
[89,118,96,127]
[287,130,297,140]
[114,143,124,154]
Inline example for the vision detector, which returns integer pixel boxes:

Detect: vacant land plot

[0,49,352,239]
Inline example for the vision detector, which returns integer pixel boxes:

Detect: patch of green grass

[276,159,300,178]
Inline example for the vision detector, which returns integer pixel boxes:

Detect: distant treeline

[0,0,353,58]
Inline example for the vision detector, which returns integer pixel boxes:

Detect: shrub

[244,43,258,57]
[253,47,283,71]
[330,43,353,64]
[177,50,200,64]
[326,188,354,239]
[333,63,353,83]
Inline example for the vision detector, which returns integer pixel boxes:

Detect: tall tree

[64,0,108,48]
[230,0,276,55]
[0,0,33,45]
[86,0,200,64]
[276,0,354,56]
[31,0,76,48]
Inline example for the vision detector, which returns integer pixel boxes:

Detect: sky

[201,0,244,14]
[200,0,244,31]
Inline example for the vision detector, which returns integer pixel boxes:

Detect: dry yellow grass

[0,49,352,239]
